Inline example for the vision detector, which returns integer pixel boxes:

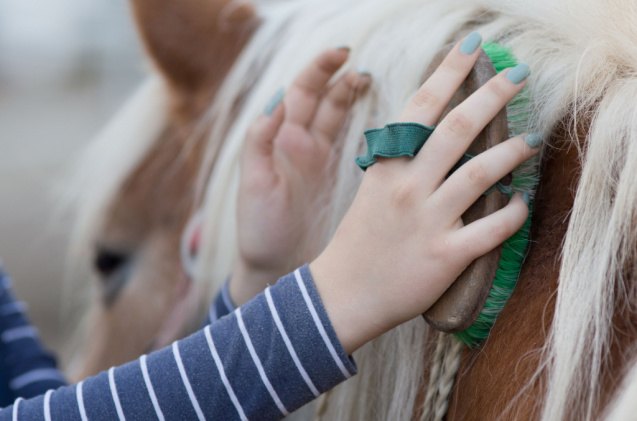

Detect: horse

[64,0,257,377]
[65,0,637,419]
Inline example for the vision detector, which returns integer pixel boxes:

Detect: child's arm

[0,265,66,404]
[4,267,352,420]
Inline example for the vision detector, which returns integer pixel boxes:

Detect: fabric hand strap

[355,122,511,196]
[355,122,435,171]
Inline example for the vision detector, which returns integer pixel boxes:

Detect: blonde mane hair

[195,0,637,418]
[65,76,169,260]
[62,77,169,364]
[70,0,637,418]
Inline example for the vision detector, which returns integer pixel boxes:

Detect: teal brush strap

[356,123,511,196]
[356,122,435,170]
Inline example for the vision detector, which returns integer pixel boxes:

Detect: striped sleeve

[0,265,66,406]
[3,265,357,420]
[206,278,236,324]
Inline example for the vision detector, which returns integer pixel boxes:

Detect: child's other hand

[311,35,539,353]
[232,48,371,305]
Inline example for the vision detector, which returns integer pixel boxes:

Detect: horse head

[67,0,255,379]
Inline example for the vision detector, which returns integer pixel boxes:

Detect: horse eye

[94,247,134,306]
[94,248,129,278]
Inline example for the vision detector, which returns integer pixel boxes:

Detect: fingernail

[460,31,482,55]
[357,67,373,78]
[524,133,543,149]
[522,192,531,206]
[337,46,351,53]
[263,88,285,116]
[506,63,531,84]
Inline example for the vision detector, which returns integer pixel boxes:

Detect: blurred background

[0,0,145,352]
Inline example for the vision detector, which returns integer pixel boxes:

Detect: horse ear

[131,0,256,107]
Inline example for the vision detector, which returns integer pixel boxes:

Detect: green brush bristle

[454,42,540,348]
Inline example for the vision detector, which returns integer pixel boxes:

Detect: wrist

[230,260,287,306]
[309,247,392,354]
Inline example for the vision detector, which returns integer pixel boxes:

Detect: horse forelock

[64,76,170,285]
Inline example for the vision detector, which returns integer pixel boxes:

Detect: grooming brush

[423,42,539,348]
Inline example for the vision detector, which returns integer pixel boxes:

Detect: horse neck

[448,122,637,419]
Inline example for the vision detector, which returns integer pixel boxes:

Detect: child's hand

[232,48,371,305]
[311,36,539,353]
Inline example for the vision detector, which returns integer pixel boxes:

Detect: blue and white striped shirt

[0,265,357,420]
[0,266,66,406]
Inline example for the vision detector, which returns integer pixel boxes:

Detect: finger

[449,192,529,261]
[245,94,286,162]
[398,32,483,125]
[310,70,372,144]
[285,48,351,127]
[431,134,540,220]
[414,62,530,179]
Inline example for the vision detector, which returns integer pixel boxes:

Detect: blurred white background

[0,0,145,352]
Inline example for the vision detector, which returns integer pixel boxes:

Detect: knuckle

[433,236,463,269]
[489,222,513,242]
[438,62,463,80]
[465,162,489,186]
[324,75,360,111]
[442,112,473,137]
[431,236,452,260]
[317,52,344,74]
[390,177,420,209]
[330,89,353,109]
[412,88,440,109]
[345,72,361,89]
[487,79,510,100]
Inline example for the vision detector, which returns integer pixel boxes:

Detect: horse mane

[67,0,637,418]
[193,0,637,419]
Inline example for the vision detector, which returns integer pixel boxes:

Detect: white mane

[69,0,637,418]
[194,0,637,419]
